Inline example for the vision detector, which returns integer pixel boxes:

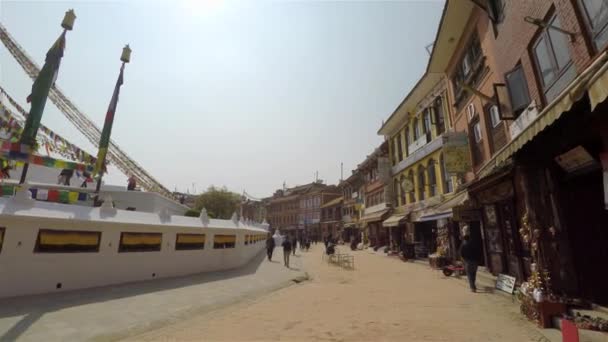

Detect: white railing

[509,101,539,139]
[408,135,429,155]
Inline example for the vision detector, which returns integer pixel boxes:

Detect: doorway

[561,169,608,305]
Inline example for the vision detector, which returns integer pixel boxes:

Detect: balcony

[392,135,444,175]
[408,135,428,155]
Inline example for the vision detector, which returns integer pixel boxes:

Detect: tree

[194,185,241,219]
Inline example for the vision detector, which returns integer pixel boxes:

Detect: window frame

[578,0,608,51]
[434,97,446,135]
[427,160,437,197]
[473,121,483,143]
[397,133,404,162]
[440,154,453,194]
[417,166,426,201]
[531,15,573,92]
[489,104,502,128]
[504,64,531,116]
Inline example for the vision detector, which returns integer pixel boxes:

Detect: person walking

[282,238,292,267]
[459,226,480,292]
[291,235,297,256]
[266,235,275,261]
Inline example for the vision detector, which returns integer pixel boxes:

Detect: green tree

[194,185,241,219]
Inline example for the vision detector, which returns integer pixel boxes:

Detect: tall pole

[94,45,131,198]
[340,162,343,181]
[19,10,75,184]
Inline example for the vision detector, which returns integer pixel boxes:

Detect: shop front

[471,54,608,309]
[360,209,390,249]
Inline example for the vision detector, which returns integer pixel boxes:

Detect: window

[119,232,162,252]
[505,64,531,115]
[423,109,432,139]
[394,178,400,206]
[176,233,205,250]
[213,234,236,249]
[390,139,396,165]
[467,103,476,122]
[406,125,413,145]
[440,154,453,194]
[417,166,426,201]
[532,16,572,93]
[408,170,416,203]
[413,117,420,140]
[399,175,406,205]
[35,229,101,253]
[434,97,446,135]
[397,134,403,162]
[579,0,608,50]
[489,105,501,128]
[428,160,437,197]
[473,122,483,143]
[451,33,486,107]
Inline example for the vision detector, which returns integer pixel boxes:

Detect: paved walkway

[0,249,305,341]
[131,245,556,342]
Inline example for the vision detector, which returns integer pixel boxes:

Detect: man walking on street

[266,234,275,261]
[459,225,480,292]
[291,235,297,256]
[282,238,292,267]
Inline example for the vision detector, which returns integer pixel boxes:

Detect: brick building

[265,181,340,240]
[426,0,608,306]
[320,196,343,241]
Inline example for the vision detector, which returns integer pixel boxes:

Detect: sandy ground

[128,244,550,342]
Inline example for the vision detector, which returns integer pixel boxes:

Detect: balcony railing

[408,134,429,155]
[392,135,444,176]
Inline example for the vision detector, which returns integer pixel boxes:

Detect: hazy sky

[0,0,443,197]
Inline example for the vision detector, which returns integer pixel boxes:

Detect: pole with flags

[19,9,76,184]
[94,45,131,195]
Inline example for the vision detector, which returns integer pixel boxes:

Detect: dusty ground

[128,244,551,342]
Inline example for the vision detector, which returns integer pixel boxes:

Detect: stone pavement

[131,244,557,342]
[0,249,305,341]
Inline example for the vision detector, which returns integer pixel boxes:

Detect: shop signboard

[442,132,471,174]
[495,273,516,294]
[452,207,480,222]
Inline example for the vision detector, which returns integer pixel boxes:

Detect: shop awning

[478,52,608,178]
[383,213,407,227]
[434,190,469,213]
[360,209,390,223]
[589,54,608,110]
[416,210,452,222]
[413,191,469,222]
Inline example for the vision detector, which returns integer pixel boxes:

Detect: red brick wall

[489,0,593,109]
[446,1,597,182]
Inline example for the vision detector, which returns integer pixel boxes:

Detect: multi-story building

[320,196,343,241]
[357,141,393,248]
[422,0,608,306]
[298,184,341,241]
[378,71,460,257]
[239,198,267,223]
[265,181,340,240]
[339,170,365,243]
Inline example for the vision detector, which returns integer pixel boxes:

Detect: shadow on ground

[0,250,267,341]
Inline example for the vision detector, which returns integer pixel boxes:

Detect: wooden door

[482,204,505,275]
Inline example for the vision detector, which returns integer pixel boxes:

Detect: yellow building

[378,73,462,255]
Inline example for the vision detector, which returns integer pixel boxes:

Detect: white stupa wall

[0,197,268,299]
